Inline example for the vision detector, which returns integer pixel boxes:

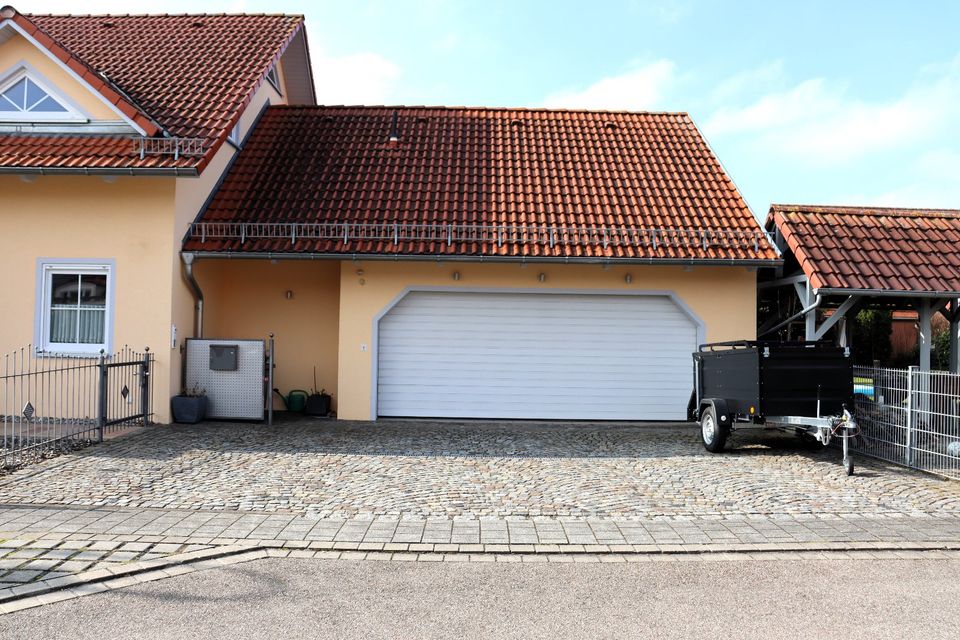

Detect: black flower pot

[171,395,208,424]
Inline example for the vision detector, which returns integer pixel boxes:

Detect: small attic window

[228,121,242,145]
[265,65,282,94]
[0,69,83,123]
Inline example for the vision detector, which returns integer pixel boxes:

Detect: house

[183,106,778,420]
[2,6,779,424]
[762,204,960,372]
[0,6,315,423]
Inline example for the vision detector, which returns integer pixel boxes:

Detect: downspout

[759,293,822,338]
[181,253,204,338]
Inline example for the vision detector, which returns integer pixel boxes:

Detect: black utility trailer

[692,341,858,475]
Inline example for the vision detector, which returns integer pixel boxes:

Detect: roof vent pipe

[388,110,399,145]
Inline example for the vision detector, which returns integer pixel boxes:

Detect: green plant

[181,383,206,397]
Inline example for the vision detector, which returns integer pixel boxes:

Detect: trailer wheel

[700,405,728,453]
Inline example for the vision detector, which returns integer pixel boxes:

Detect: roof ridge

[772,203,960,218]
[269,104,692,118]
[24,13,304,19]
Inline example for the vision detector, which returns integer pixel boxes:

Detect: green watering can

[273,389,309,412]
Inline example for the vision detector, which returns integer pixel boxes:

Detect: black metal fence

[1,345,153,470]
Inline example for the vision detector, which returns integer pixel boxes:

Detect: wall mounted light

[356,268,365,277]
[452,271,461,281]
[538,273,547,283]
[624,273,633,284]
[284,290,294,300]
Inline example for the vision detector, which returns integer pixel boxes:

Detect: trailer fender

[699,399,732,428]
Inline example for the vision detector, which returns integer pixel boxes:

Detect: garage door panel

[377,291,697,420]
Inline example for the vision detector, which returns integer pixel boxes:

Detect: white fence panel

[853,365,960,480]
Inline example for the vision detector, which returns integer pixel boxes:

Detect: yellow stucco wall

[0,31,125,123]
[195,259,341,411]
[0,54,287,423]
[0,175,177,418]
[170,79,285,404]
[336,261,758,420]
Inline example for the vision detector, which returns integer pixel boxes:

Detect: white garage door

[376,291,698,420]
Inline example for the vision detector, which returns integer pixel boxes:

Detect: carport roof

[183,105,779,264]
[769,204,960,297]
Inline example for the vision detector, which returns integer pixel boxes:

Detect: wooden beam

[813,295,860,341]
[919,299,934,371]
[758,273,808,290]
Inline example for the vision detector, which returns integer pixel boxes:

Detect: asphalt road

[2,557,958,639]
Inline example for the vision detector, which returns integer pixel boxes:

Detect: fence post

[97,350,107,443]
[906,365,916,468]
[140,347,151,425]
[267,334,275,427]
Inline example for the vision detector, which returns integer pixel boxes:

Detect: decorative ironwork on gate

[1,345,153,470]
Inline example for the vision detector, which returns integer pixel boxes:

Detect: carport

[760,204,960,372]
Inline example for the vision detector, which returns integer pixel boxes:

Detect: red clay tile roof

[0,7,304,173]
[770,204,960,295]
[184,106,778,262]
[2,6,160,136]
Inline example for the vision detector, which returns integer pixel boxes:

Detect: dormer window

[0,67,85,123]
[266,64,282,93]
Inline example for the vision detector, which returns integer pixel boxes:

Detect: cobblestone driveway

[1,419,958,520]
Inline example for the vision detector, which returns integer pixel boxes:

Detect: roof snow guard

[0,6,305,174]
[184,106,780,263]
[770,204,960,297]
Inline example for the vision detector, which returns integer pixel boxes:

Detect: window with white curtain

[36,261,113,355]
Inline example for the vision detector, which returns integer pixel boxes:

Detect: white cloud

[708,60,784,104]
[543,59,676,111]
[311,50,402,105]
[849,149,960,209]
[704,56,960,165]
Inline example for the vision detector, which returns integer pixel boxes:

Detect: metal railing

[136,137,206,160]
[187,221,769,252]
[1,345,153,470]
[853,365,960,480]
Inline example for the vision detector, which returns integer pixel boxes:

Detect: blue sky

[34,0,960,218]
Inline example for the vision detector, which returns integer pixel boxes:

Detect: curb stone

[2,539,960,614]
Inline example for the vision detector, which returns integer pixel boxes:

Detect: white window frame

[265,64,282,94]
[0,64,87,124]
[34,259,115,357]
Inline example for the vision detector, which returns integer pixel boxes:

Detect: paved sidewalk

[3,505,960,551]
[2,419,959,607]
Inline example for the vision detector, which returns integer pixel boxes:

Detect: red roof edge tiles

[0,6,160,136]
[183,105,781,263]
[769,204,960,295]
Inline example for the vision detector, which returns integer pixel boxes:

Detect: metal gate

[853,365,960,480]
[1,345,153,469]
